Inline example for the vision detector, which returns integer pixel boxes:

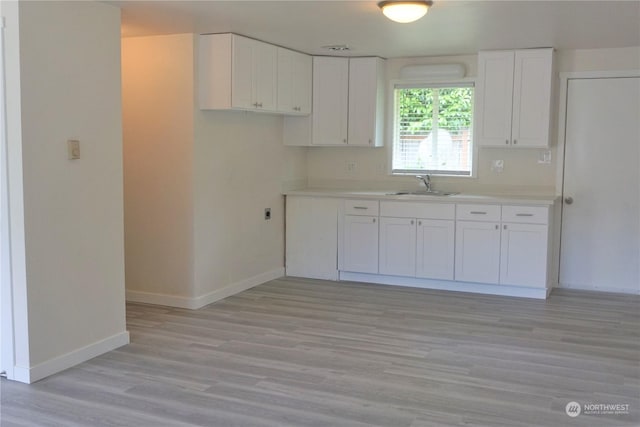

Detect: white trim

[125,289,196,309]
[339,272,550,299]
[12,331,130,384]
[0,10,14,379]
[557,282,640,295]
[126,268,285,309]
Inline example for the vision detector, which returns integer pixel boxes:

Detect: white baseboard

[10,331,130,384]
[557,282,640,295]
[191,268,284,309]
[125,289,196,309]
[339,272,550,299]
[126,268,285,309]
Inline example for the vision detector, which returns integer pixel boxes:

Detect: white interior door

[560,76,640,293]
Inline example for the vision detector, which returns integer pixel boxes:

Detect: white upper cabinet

[199,34,309,115]
[277,48,312,115]
[475,48,554,148]
[348,57,386,147]
[312,57,350,145]
[311,56,385,147]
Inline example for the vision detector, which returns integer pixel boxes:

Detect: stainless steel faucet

[416,174,432,192]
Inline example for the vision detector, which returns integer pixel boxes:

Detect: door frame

[0,16,15,379]
[555,69,640,289]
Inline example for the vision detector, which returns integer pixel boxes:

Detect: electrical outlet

[346,161,357,173]
[538,150,552,164]
[264,208,271,220]
[491,159,504,173]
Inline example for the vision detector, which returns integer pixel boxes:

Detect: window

[392,82,474,176]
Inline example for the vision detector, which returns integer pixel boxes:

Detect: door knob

[564,197,574,205]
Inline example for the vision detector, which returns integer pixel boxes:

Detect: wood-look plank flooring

[1,277,639,426]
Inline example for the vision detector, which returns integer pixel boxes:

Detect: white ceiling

[111,1,640,58]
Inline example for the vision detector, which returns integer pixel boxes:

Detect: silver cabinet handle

[410,220,414,225]
[353,206,368,210]
[564,197,574,205]
[470,211,487,215]
[495,224,499,230]
[513,139,517,145]
[372,218,376,223]
[516,213,533,217]
[504,225,507,230]
[506,139,509,145]
[343,139,347,144]
[418,221,422,226]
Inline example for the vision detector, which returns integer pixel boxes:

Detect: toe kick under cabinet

[286,194,556,299]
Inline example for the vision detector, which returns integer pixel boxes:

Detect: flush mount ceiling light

[378,0,433,23]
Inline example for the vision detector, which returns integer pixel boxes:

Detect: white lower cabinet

[294,197,554,297]
[455,220,502,284]
[500,223,548,287]
[379,217,416,276]
[378,202,456,280]
[342,215,379,274]
[285,196,339,280]
[416,219,455,280]
[455,204,551,287]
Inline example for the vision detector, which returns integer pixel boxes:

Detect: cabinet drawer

[380,202,454,220]
[345,199,379,216]
[502,205,549,224]
[456,204,501,222]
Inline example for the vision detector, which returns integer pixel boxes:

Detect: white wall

[193,110,307,299]
[122,34,308,308]
[4,1,128,382]
[122,34,196,300]
[307,47,640,196]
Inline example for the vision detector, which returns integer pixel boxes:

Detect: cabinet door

[253,41,277,111]
[379,217,416,277]
[511,49,553,148]
[500,223,548,287]
[416,219,455,280]
[231,35,254,109]
[348,57,382,147]
[286,197,339,280]
[292,51,312,114]
[475,51,515,147]
[277,49,312,115]
[455,221,501,284]
[312,57,349,145]
[342,215,378,274]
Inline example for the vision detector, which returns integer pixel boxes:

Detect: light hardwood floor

[1,277,639,426]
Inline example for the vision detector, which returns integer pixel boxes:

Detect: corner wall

[122,34,308,308]
[122,34,196,303]
[6,0,128,382]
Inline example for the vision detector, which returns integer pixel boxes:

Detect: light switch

[68,139,80,160]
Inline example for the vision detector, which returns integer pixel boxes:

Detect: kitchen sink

[387,191,460,197]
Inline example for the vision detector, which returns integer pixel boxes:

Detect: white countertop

[284,189,559,206]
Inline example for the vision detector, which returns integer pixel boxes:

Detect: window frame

[387,77,478,178]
